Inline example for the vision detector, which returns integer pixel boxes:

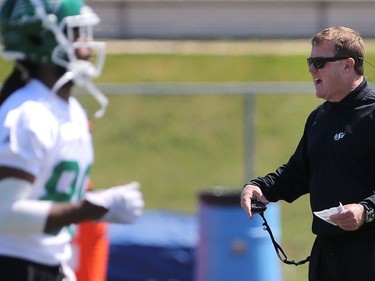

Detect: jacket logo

[334,132,346,141]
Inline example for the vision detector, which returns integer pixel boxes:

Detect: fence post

[244,91,255,180]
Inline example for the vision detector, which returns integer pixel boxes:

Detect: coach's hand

[329,203,365,231]
[241,184,269,219]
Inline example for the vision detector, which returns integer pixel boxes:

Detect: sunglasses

[307,57,349,69]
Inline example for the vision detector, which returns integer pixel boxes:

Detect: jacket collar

[330,78,368,109]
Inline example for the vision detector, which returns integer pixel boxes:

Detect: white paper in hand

[313,202,344,226]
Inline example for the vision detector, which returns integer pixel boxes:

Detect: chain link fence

[75,82,319,213]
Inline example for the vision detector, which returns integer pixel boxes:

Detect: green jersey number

[42,161,91,202]
[41,160,91,235]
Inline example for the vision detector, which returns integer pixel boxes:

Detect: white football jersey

[0,79,94,265]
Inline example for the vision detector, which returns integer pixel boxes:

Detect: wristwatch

[360,201,375,223]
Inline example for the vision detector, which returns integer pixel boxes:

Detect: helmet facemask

[48,4,108,118]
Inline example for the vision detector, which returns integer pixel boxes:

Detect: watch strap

[360,201,375,223]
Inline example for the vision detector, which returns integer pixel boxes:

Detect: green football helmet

[0,0,108,117]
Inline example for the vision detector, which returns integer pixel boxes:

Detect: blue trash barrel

[195,188,282,281]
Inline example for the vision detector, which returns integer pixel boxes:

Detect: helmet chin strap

[52,66,108,119]
[85,81,108,119]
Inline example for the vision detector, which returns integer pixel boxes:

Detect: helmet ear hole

[28,35,43,46]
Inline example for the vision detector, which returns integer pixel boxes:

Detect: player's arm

[0,166,106,234]
[0,166,143,234]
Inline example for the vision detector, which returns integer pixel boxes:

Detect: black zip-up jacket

[249,79,375,237]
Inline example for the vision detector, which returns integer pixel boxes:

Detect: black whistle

[251,200,267,213]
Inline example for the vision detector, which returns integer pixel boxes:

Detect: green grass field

[2,44,375,280]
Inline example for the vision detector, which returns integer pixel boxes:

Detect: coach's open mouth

[314,78,322,85]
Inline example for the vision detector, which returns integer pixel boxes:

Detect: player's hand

[241,184,269,219]
[85,181,144,224]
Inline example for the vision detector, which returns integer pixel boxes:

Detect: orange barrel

[72,176,109,281]
[72,221,109,281]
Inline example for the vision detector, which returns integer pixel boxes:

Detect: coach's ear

[344,58,355,73]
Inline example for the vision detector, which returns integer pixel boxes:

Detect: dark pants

[0,255,65,281]
[309,227,375,281]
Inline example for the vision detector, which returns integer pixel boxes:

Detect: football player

[0,0,144,280]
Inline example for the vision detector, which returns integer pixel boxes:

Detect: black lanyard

[258,212,310,266]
